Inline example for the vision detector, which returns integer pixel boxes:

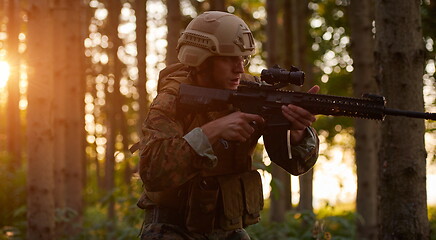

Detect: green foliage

[2,149,436,240]
[0,152,145,240]
[422,1,436,59]
[0,153,26,240]
[246,207,357,240]
[65,180,143,240]
[429,206,436,240]
[246,205,436,239]
[1,0,435,239]
[306,0,355,142]
[71,154,143,240]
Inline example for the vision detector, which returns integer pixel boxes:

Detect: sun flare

[0,61,10,89]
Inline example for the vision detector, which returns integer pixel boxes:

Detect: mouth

[228,78,240,88]
[230,77,240,84]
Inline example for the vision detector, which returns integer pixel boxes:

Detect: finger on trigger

[244,113,265,124]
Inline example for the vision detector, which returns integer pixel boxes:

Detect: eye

[243,56,251,67]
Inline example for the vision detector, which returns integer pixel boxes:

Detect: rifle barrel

[383,108,436,120]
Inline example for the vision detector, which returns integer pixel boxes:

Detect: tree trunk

[266,0,278,67]
[135,0,148,136]
[287,0,314,213]
[298,169,313,212]
[375,0,429,239]
[63,0,85,235]
[132,0,148,186]
[105,0,124,232]
[52,1,68,237]
[270,164,290,222]
[166,0,181,65]
[348,1,378,239]
[6,0,21,169]
[282,0,293,211]
[40,1,85,237]
[26,0,55,239]
[209,0,225,11]
[267,0,290,222]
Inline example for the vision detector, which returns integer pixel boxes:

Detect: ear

[195,57,214,79]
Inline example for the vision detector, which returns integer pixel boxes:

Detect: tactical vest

[139,63,264,233]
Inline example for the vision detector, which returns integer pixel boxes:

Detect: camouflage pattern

[140,223,251,240]
[139,63,318,192]
[138,64,207,192]
[263,126,319,175]
[290,127,319,172]
[137,63,319,235]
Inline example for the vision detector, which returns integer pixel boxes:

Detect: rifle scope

[260,65,305,86]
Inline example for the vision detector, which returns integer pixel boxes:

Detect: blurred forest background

[0,0,435,239]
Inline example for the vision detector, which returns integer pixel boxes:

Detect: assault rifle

[177,65,436,128]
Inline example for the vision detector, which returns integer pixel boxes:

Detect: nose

[233,56,245,73]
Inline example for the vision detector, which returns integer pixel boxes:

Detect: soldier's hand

[282,85,319,144]
[201,112,265,144]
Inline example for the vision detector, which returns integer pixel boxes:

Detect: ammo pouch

[185,176,220,233]
[184,170,264,233]
[218,170,263,230]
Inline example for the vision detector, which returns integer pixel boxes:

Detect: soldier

[137,11,320,240]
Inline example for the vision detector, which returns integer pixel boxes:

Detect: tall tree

[26,0,55,239]
[51,1,85,237]
[375,0,429,239]
[6,0,21,169]
[266,0,290,222]
[282,0,294,212]
[52,0,68,237]
[166,0,181,65]
[135,0,148,141]
[348,0,378,239]
[105,0,123,227]
[286,0,314,213]
[63,0,86,235]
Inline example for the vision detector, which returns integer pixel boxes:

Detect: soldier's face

[205,56,245,90]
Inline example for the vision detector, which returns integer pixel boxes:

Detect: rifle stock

[178,83,436,128]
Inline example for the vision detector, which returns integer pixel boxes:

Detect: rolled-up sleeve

[290,127,319,171]
[263,126,319,175]
[139,92,215,191]
[183,127,218,168]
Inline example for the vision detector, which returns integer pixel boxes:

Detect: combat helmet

[177,11,255,67]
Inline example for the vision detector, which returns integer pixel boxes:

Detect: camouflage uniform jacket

[138,62,318,200]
